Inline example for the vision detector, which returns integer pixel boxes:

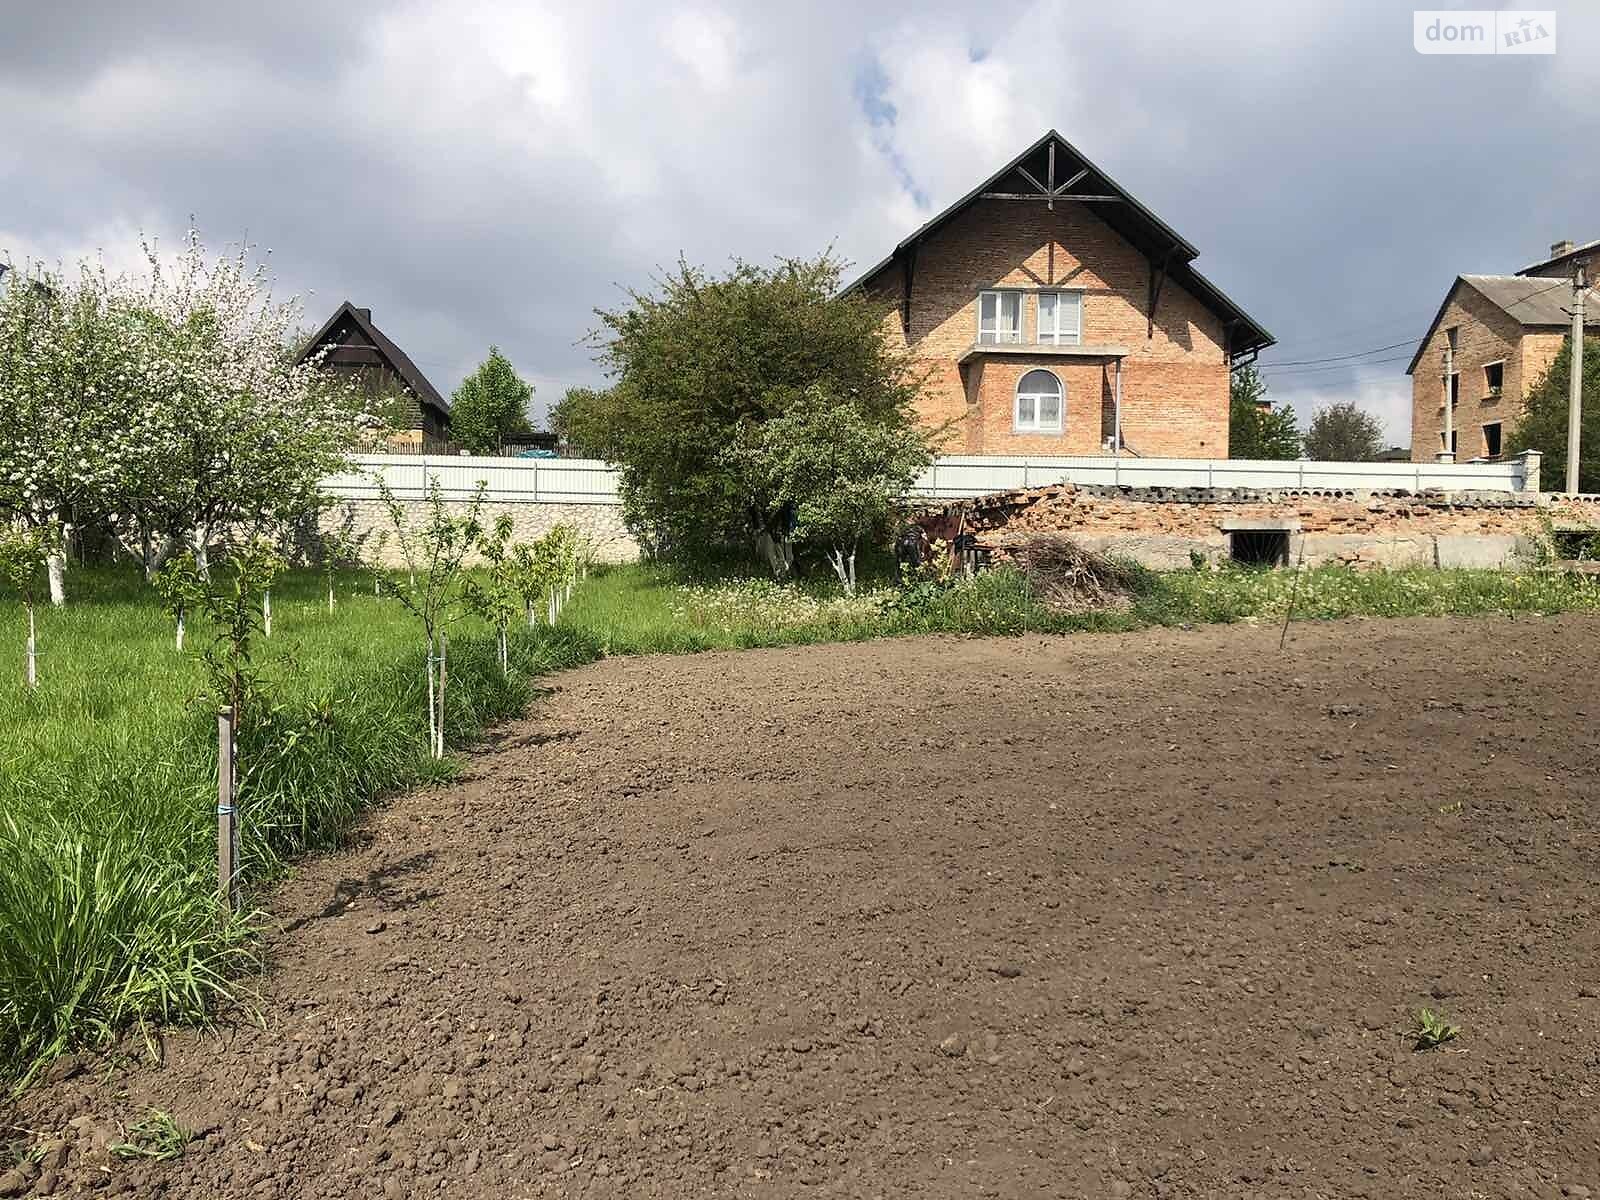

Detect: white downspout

[1113,358,1124,454]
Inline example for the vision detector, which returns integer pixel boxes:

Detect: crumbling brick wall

[937,484,1600,569]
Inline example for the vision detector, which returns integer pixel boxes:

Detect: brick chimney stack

[1551,239,1575,259]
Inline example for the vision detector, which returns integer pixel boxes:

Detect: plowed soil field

[11,617,1600,1199]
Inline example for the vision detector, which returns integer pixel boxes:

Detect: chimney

[355,307,373,322]
[1550,239,1575,260]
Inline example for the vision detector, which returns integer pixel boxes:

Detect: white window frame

[1483,359,1506,396]
[1037,290,1083,346]
[977,290,1023,345]
[1014,368,1064,434]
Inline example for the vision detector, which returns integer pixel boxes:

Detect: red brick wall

[862,198,1230,458]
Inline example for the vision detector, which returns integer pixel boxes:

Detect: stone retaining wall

[319,499,640,564]
[956,484,1600,569]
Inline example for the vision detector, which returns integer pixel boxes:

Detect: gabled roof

[1405,275,1600,374]
[296,300,450,422]
[1517,237,1600,278]
[842,129,1274,358]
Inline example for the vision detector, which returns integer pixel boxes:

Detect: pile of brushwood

[1002,533,1147,612]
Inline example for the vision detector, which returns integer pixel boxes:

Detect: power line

[1257,352,1415,377]
[1261,312,1433,355]
[1261,339,1418,367]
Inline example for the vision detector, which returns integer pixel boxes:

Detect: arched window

[1015,369,1063,433]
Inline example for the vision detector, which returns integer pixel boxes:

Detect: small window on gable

[1483,421,1502,457]
[1484,361,1504,395]
[1015,369,1063,434]
[1038,291,1082,346]
[978,291,1022,345]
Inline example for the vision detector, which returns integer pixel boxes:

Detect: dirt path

[12,616,1600,1199]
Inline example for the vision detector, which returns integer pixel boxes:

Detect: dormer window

[1038,291,1082,346]
[977,291,1023,344]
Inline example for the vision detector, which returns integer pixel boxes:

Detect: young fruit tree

[508,539,556,628]
[722,391,937,593]
[461,515,520,676]
[151,539,285,911]
[368,477,487,758]
[0,528,51,688]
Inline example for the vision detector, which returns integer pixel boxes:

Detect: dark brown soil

[10,617,1600,1199]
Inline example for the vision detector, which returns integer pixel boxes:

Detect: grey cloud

[3,0,1595,439]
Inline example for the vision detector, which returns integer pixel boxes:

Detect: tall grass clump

[0,567,597,1087]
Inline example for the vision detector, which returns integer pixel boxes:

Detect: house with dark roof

[1407,240,1598,463]
[296,301,451,446]
[846,130,1272,458]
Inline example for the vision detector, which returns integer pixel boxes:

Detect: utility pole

[1567,260,1588,494]
[1439,330,1456,464]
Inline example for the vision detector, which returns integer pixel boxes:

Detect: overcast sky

[3,1,1595,444]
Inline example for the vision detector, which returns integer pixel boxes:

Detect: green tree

[547,385,615,457]
[1507,334,1600,491]
[1304,400,1385,462]
[1228,365,1301,460]
[584,253,932,557]
[450,347,533,455]
[722,390,937,590]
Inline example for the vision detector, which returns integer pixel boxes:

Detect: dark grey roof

[1406,275,1600,375]
[1517,237,1600,278]
[1462,274,1599,325]
[841,129,1273,359]
[297,300,450,421]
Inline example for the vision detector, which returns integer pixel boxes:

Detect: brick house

[846,130,1273,457]
[1407,239,1599,463]
[297,301,451,446]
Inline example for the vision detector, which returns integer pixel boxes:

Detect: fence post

[1520,449,1542,493]
[930,460,939,498]
[217,706,237,914]
[531,459,539,503]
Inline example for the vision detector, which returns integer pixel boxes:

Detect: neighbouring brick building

[846,130,1273,458]
[1408,238,1599,465]
[297,301,452,446]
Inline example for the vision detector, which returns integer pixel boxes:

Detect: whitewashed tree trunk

[498,626,508,676]
[263,590,272,637]
[176,609,186,652]
[847,551,857,595]
[436,631,448,758]
[426,632,438,759]
[46,551,66,607]
[547,592,556,625]
[827,549,850,592]
[327,583,334,615]
[25,603,37,690]
[192,528,211,580]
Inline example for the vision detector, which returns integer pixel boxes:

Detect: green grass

[0,567,598,1087]
[3,555,1600,1091]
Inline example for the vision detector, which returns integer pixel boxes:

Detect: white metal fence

[324,451,1534,506]
[908,454,1533,498]
[324,455,621,504]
